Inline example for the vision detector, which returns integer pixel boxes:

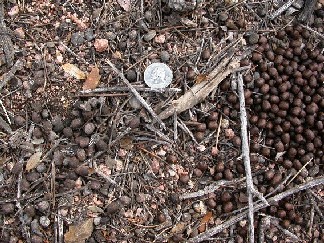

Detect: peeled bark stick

[237,73,255,243]
[269,0,296,20]
[188,176,324,243]
[106,59,166,129]
[159,54,239,120]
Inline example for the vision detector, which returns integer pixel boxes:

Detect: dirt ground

[0,0,323,242]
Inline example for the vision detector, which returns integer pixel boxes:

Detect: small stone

[70,118,83,129]
[136,193,146,203]
[26,172,40,182]
[182,212,192,222]
[128,30,137,40]
[160,51,170,62]
[94,38,109,52]
[105,31,116,40]
[128,116,141,128]
[14,115,25,126]
[201,49,211,60]
[37,200,50,213]
[248,33,259,45]
[120,196,131,206]
[24,205,36,217]
[218,12,228,22]
[36,163,46,173]
[95,139,108,151]
[106,201,120,214]
[156,213,166,223]
[52,115,64,132]
[78,136,90,148]
[143,30,156,42]
[1,203,15,215]
[71,32,85,46]
[93,217,101,226]
[126,69,137,82]
[39,216,50,227]
[85,28,95,41]
[84,122,96,135]
[75,165,89,176]
[128,96,142,109]
[31,112,42,123]
[63,127,73,137]
[179,174,190,184]
[76,149,86,161]
[89,180,101,190]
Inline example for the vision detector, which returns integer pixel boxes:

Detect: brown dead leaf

[195,74,207,84]
[198,211,212,233]
[25,151,42,171]
[117,0,131,12]
[62,63,86,80]
[64,218,94,243]
[83,67,101,90]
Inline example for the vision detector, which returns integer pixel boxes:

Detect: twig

[0,115,11,133]
[0,59,24,90]
[80,86,182,94]
[238,73,259,243]
[173,112,178,141]
[180,178,245,200]
[268,216,301,242]
[269,0,296,20]
[188,176,324,243]
[287,157,312,185]
[177,119,198,145]
[0,99,10,124]
[106,59,166,129]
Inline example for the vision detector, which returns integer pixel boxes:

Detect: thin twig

[106,59,166,129]
[180,178,245,200]
[188,176,324,243]
[238,73,255,243]
[80,86,182,94]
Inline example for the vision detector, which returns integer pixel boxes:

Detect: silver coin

[144,63,173,89]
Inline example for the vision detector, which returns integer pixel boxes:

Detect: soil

[0,1,323,243]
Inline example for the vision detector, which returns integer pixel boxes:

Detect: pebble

[89,180,101,190]
[24,205,36,217]
[39,216,50,227]
[95,139,108,151]
[14,115,25,126]
[93,217,101,226]
[201,48,211,60]
[71,32,85,46]
[106,201,120,214]
[75,165,89,177]
[52,115,64,132]
[63,127,73,138]
[179,174,190,184]
[128,30,137,40]
[128,96,142,109]
[36,163,47,173]
[136,193,146,203]
[105,31,116,40]
[160,51,170,62]
[78,136,90,148]
[248,33,259,45]
[76,149,86,161]
[128,116,141,128]
[119,196,131,206]
[84,122,96,135]
[218,12,229,22]
[181,212,192,222]
[26,172,40,182]
[126,69,137,82]
[37,200,50,213]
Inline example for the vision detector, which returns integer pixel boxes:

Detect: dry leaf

[117,0,131,12]
[112,51,122,59]
[195,74,207,84]
[64,218,94,243]
[62,63,86,80]
[94,39,109,52]
[198,211,213,233]
[25,151,42,171]
[83,67,101,90]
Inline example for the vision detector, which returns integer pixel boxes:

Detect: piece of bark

[0,0,14,66]
[298,0,317,23]
[158,53,239,120]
